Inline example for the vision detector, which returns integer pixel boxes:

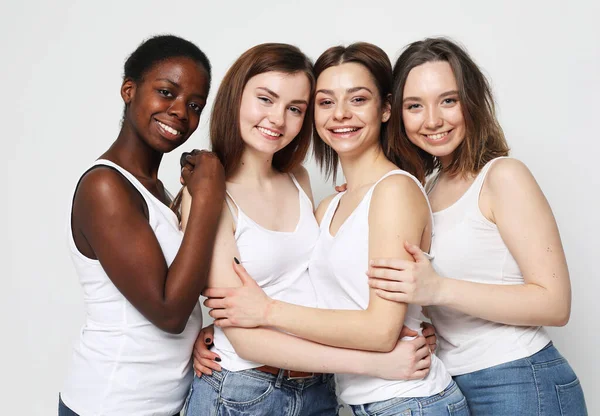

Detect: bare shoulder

[315,193,338,224]
[486,158,539,195]
[372,173,427,208]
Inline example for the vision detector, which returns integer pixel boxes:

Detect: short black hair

[124,34,212,92]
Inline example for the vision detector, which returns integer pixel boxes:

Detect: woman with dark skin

[60,35,225,416]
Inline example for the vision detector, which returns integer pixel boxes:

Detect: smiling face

[314,62,390,158]
[238,71,310,157]
[121,56,210,153]
[401,61,466,167]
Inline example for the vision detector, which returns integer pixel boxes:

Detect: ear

[120,78,136,106]
[381,93,392,123]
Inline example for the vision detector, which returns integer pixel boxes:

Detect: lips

[327,126,363,138]
[155,119,184,140]
[421,129,452,144]
[256,126,283,140]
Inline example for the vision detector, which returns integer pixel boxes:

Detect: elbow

[159,319,187,334]
[369,327,399,352]
[550,308,571,327]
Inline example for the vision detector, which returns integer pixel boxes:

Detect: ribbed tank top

[428,157,550,376]
[212,174,320,371]
[61,159,203,416]
[309,170,451,405]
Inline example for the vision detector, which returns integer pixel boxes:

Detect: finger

[404,241,428,263]
[367,267,410,280]
[214,318,232,328]
[369,279,411,295]
[208,309,228,320]
[204,298,227,309]
[409,368,430,380]
[398,325,418,338]
[373,289,409,303]
[422,326,435,338]
[202,287,234,298]
[180,151,192,168]
[181,165,193,184]
[232,259,254,285]
[415,354,432,371]
[369,258,414,271]
[409,335,427,349]
[193,346,220,364]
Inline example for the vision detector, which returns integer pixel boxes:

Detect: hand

[367,241,443,306]
[369,334,431,380]
[421,322,437,353]
[203,259,274,328]
[192,325,222,377]
[179,149,201,185]
[181,150,225,199]
[335,183,347,193]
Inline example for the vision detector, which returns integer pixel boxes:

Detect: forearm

[162,195,223,331]
[439,278,570,327]
[267,301,401,352]
[225,327,373,375]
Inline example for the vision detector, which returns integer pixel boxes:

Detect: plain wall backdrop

[3,1,599,414]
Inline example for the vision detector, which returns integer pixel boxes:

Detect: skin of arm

[73,156,224,334]
[187,190,431,379]
[370,159,571,327]
[206,175,431,352]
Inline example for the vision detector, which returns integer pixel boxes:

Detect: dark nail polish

[234,257,240,264]
[215,357,221,362]
[205,338,211,344]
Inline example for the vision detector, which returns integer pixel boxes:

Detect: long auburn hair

[172,43,314,216]
[390,37,509,183]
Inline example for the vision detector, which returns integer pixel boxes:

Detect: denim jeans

[58,394,181,416]
[349,380,469,416]
[185,368,339,416]
[454,342,587,415]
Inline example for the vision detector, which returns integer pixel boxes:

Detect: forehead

[143,57,209,92]
[404,61,457,96]
[244,71,311,99]
[316,62,378,93]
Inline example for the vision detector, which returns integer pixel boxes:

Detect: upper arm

[291,165,315,208]
[73,168,170,317]
[485,159,570,298]
[367,175,431,338]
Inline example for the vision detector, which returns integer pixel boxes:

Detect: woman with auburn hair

[179,43,435,416]
[200,42,468,416]
[366,37,588,414]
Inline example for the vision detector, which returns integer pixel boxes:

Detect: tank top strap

[319,192,344,231]
[92,159,154,202]
[224,190,241,224]
[470,157,509,202]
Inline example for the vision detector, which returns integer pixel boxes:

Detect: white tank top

[427,157,550,376]
[61,159,203,416]
[309,170,451,405]
[212,174,320,371]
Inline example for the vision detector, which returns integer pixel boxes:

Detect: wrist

[264,299,279,327]
[435,276,452,307]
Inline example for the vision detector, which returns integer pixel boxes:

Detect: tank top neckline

[225,173,307,235]
[94,158,179,225]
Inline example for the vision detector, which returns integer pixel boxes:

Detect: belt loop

[275,369,285,388]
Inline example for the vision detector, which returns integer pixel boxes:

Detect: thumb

[404,241,427,262]
[399,325,418,339]
[233,258,254,285]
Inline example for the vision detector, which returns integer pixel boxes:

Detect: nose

[425,106,443,130]
[333,101,351,121]
[168,98,188,121]
[268,105,285,128]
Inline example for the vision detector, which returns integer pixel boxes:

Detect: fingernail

[205,338,211,344]
[234,257,240,264]
[215,357,221,362]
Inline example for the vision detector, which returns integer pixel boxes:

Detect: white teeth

[157,120,180,135]
[257,126,281,137]
[332,127,358,133]
[426,131,449,140]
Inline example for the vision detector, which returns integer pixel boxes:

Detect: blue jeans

[454,342,587,415]
[58,394,181,416]
[349,380,469,416]
[185,368,339,415]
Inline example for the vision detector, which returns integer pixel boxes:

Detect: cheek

[447,106,465,128]
[402,111,421,135]
[287,115,305,137]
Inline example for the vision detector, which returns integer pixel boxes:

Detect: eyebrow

[157,78,206,100]
[403,90,459,103]
[316,86,373,96]
[257,87,308,106]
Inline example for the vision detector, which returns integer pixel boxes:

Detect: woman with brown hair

[180,43,435,416]
[199,43,467,416]
[366,37,588,414]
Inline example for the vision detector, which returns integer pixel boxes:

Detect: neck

[103,124,162,180]
[228,147,280,186]
[338,142,393,191]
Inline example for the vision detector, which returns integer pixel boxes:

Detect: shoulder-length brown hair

[313,43,399,182]
[390,37,509,182]
[212,43,315,177]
